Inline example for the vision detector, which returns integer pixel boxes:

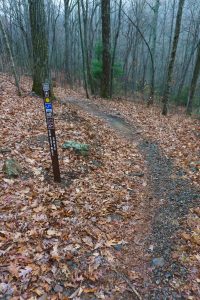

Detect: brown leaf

[82,236,94,247]
[8,263,20,278]
[47,229,61,237]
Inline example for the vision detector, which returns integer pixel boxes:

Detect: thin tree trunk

[176,42,199,103]
[110,0,122,98]
[50,1,61,71]
[77,0,89,98]
[176,15,200,102]
[162,0,185,115]
[187,41,200,114]
[0,18,21,96]
[81,0,94,94]
[148,0,160,105]
[120,7,154,98]
[101,0,111,98]
[64,0,72,85]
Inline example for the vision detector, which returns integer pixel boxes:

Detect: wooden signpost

[43,83,61,183]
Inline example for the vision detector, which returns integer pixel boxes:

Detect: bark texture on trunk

[148,0,160,105]
[28,0,49,97]
[110,0,122,98]
[81,0,94,94]
[77,0,89,98]
[162,0,185,115]
[101,0,111,98]
[64,0,71,85]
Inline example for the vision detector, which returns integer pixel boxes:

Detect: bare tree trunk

[80,0,95,94]
[49,1,61,71]
[64,0,73,85]
[120,6,154,99]
[101,0,111,98]
[161,0,176,90]
[0,18,21,96]
[176,42,199,103]
[148,0,160,105]
[110,0,122,98]
[187,41,200,114]
[77,0,89,98]
[162,0,185,115]
[176,14,200,103]
[28,0,50,97]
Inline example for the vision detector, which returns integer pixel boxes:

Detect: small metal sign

[43,83,61,183]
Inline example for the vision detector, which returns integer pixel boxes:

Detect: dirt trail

[63,97,200,299]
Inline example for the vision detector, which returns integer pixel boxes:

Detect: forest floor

[0,75,200,299]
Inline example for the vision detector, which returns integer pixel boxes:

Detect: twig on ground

[112,267,142,300]
[103,261,142,300]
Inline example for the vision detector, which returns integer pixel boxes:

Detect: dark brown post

[43,83,61,183]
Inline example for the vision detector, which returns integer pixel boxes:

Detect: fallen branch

[112,267,142,300]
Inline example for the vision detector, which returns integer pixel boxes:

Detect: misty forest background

[0,0,200,115]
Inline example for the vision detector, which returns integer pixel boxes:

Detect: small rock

[30,91,40,98]
[54,284,63,293]
[53,199,62,207]
[152,257,165,267]
[113,244,123,251]
[67,260,78,270]
[107,213,123,222]
[3,159,21,178]
[190,166,198,173]
[149,244,154,252]
[165,272,172,279]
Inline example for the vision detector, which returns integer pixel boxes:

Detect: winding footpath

[63,97,200,299]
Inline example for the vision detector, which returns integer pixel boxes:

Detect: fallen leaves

[1,76,199,298]
[94,97,200,187]
[174,207,200,297]
[82,236,94,247]
[50,244,62,262]
[46,229,62,237]
[105,239,125,247]
[8,263,20,278]
[0,76,147,298]
[19,266,32,279]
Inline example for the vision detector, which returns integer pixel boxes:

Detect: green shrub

[91,42,123,93]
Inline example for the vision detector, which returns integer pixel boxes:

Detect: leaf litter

[0,75,199,299]
[60,94,200,299]
[0,76,149,299]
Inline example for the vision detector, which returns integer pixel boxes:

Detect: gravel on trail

[64,98,200,299]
